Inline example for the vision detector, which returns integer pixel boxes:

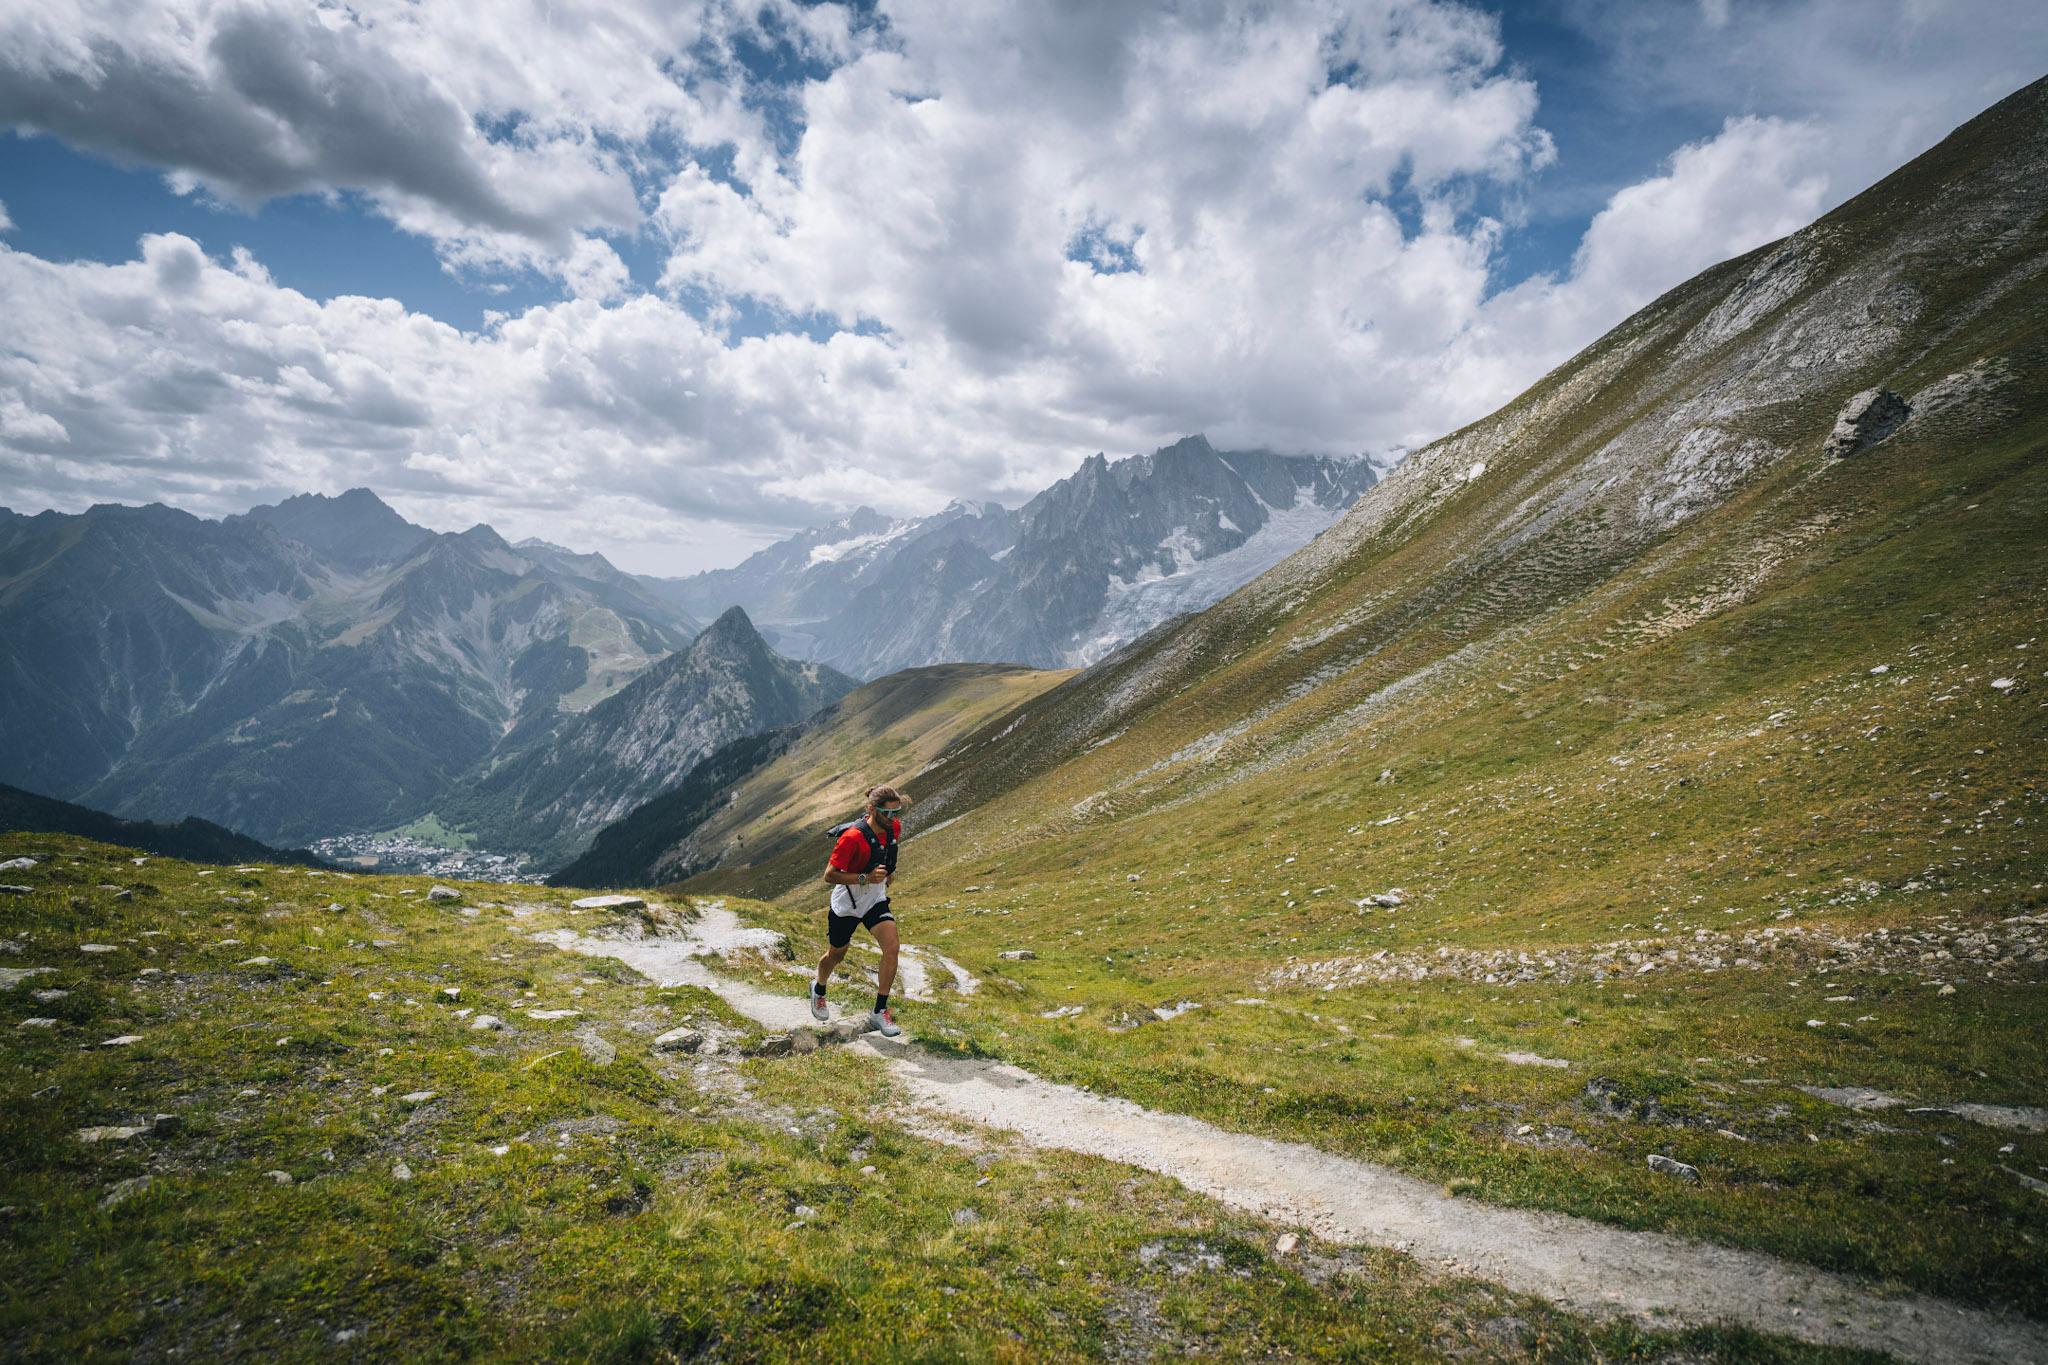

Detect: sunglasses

[876,806,903,817]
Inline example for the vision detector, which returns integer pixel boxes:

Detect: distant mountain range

[653,435,1378,676]
[0,491,701,849]
[1,435,1370,864]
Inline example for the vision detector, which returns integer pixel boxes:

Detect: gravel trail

[543,906,2048,1364]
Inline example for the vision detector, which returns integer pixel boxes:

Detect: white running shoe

[867,1006,901,1038]
[809,989,830,1024]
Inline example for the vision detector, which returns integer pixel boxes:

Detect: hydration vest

[827,815,899,875]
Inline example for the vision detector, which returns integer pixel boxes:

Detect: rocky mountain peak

[236,487,429,569]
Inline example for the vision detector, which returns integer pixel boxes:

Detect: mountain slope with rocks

[672,78,2048,1314]
[656,438,1376,677]
[0,491,700,845]
[437,608,857,868]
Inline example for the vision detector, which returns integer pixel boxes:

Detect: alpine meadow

[2,5,2046,1364]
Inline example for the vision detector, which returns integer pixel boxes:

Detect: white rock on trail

[571,895,646,910]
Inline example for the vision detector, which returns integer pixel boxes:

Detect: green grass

[0,835,1875,1362]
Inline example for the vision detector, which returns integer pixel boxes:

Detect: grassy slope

[0,835,1869,1363]
[693,83,2048,1312]
[678,663,1074,897]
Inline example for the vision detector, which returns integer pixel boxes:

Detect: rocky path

[542,905,2048,1365]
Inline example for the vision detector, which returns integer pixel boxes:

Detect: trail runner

[812,784,906,1037]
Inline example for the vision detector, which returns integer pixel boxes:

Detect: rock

[99,1175,154,1210]
[147,1113,181,1136]
[1823,387,1911,458]
[753,1036,793,1058]
[470,1015,506,1031]
[789,1029,819,1055]
[1151,1000,1200,1021]
[652,1027,704,1053]
[237,957,275,967]
[1274,1232,1300,1256]
[76,1124,148,1143]
[31,989,68,1003]
[794,1204,818,1220]
[525,1009,582,1021]
[0,857,36,871]
[571,895,646,910]
[399,1090,437,1106]
[0,966,53,990]
[1126,874,1141,882]
[79,944,117,954]
[860,1165,877,1177]
[392,1161,414,1181]
[575,1028,617,1067]
[440,987,460,1000]
[951,1207,980,1227]
[101,1035,143,1047]
[17,1017,57,1029]
[1647,1154,1700,1182]
[0,885,31,896]
[998,950,1037,961]
[1497,1051,1570,1069]
[428,886,460,902]
[265,1170,294,1185]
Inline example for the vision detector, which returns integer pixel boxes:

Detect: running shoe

[809,988,830,1024]
[866,1006,901,1038]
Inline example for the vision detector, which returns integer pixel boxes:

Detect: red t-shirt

[828,818,900,874]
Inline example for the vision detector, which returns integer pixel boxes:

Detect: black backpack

[827,815,898,875]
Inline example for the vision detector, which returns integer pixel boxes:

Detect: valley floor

[2,836,2041,1362]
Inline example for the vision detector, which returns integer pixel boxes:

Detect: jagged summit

[663,436,1375,676]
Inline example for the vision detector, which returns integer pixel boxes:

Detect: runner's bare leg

[872,918,900,998]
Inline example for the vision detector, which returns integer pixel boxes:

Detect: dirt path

[542,907,2048,1365]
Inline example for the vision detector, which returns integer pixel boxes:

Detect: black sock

[874,993,889,1012]
[812,980,826,996]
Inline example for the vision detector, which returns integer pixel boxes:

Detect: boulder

[0,885,31,896]
[470,1015,507,1031]
[571,894,646,910]
[652,1027,704,1053]
[1823,387,1912,457]
[98,1175,154,1210]
[790,1029,819,1055]
[998,950,1037,961]
[0,857,36,871]
[427,886,461,902]
[1647,1153,1700,1182]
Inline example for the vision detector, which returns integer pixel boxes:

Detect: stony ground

[2,835,1881,1363]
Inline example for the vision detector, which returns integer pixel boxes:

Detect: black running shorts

[827,900,894,948]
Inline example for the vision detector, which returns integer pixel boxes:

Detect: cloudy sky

[1,1,2042,574]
